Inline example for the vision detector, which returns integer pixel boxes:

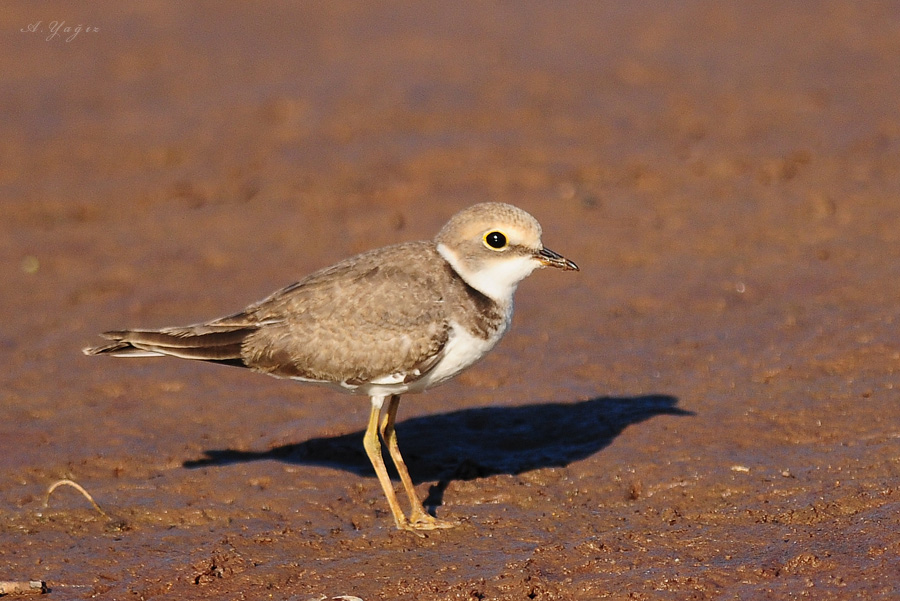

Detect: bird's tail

[82,323,256,368]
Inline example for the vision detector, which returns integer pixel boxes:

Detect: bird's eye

[483,231,508,250]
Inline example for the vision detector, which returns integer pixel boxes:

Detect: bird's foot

[405,507,459,531]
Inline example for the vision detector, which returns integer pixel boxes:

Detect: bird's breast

[407,310,511,393]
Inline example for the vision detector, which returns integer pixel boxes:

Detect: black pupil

[486,231,507,249]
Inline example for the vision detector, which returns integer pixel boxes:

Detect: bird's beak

[537,247,579,271]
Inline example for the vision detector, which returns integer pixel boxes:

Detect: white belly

[406,318,509,393]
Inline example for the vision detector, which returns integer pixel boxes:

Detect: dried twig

[0,580,47,595]
[44,479,109,518]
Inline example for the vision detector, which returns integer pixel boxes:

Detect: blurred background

[2,2,900,599]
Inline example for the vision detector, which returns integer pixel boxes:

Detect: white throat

[437,243,539,303]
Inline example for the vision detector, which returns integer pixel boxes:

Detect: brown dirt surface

[3,2,900,599]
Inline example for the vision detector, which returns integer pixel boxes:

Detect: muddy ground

[2,2,900,599]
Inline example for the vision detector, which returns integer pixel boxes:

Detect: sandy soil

[2,2,900,599]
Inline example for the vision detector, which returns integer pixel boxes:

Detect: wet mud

[2,2,900,599]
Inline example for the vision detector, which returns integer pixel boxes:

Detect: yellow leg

[379,395,458,530]
[362,397,409,530]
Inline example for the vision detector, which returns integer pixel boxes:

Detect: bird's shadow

[184,394,690,507]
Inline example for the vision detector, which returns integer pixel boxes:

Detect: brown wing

[211,241,451,383]
[83,242,452,382]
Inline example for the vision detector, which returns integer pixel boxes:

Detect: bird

[83,202,579,532]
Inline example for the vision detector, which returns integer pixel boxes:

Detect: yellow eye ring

[483,230,508,250]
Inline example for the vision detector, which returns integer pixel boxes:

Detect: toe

[408,510,460,530]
